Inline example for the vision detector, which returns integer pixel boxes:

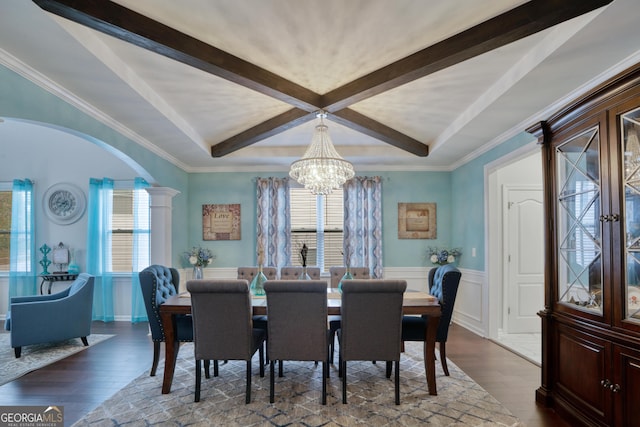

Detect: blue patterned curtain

[343,176,383,278]
[256,177,290,270]
[131,177,150,323]
[9,179,36,298]
[86,178,114,322]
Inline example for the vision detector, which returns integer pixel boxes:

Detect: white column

[145,187,180,266]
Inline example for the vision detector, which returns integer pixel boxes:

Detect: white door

[504,186,544,333]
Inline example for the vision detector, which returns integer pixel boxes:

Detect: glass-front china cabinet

[529,64,640,427]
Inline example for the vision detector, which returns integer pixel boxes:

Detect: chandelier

[289,111,355,195]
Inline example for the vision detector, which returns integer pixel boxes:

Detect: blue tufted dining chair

[401,264,461,376]
[139,265,193,376]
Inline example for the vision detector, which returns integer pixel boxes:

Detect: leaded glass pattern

[622,108,640,322]
[556,126,602,313]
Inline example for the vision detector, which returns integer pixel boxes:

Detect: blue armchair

[5,273,95,358]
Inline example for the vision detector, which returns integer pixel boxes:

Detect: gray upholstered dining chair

[139,265,193,376]
[329,266,370,289]
[237,266,277,347]
[187,279,266,403]
[237,266,277,281]
[279,266,321,280]
[327,266,370,363]
[338,279,407,405]
[264,280,329,404]
[402,264,461,376]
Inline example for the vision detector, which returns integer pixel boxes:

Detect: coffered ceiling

[1,0,639,172]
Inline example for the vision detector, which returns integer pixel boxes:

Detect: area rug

[72,342,523,426]
[0,333,113,386]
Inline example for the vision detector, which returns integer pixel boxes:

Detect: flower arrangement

[428,247,461,265]
[185,246,215,267]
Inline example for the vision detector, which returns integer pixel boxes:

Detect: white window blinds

[290,187,343,271]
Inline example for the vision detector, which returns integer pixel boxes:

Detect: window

[290,187,343,272]
[0,190,11,271]
[110,187,150,272]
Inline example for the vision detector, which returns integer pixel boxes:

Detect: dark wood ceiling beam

[210,109,313,157]
[33,0,322,111]
[32,0,612,159]
[329,109,428,157]
[321,0,613,112]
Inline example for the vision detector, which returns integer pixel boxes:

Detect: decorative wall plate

[43,183,86,225]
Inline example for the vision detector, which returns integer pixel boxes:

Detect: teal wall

[184,171,453,269]
[1,63,537,273]
[184,172,285,268]
[451,132,537,270]
[379,171,452,267]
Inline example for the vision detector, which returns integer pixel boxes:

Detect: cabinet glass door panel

[621,108,640,322]
[556,126,603,313]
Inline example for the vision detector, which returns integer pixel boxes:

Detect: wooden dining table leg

[160,311,180,394]
[424,314,440,396]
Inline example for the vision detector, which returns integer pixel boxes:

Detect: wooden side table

[39,273,79,294]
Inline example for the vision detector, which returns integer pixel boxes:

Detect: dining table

[159,289,442,395]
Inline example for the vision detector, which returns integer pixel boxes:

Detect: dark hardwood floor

[445,324,569,427]
[0,321,568,426]
[0,321,151,425]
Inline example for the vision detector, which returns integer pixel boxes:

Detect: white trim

[0,48,190,172]
[451,50,640,171]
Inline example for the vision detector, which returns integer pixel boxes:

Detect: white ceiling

[1,0,640,173]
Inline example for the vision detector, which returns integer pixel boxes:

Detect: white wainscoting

[382,267,430,292]
[1,267,488,337]
[451,268,487,337]
[383,267,487,337]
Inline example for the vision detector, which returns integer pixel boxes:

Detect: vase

[338,267,353,293]
[250,266,267,296]
[298,266,311,280]
[67,249,80,274]
[193,265,203,280]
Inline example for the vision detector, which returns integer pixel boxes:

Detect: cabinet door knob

[601,379,611,388]
[610,384,621,393]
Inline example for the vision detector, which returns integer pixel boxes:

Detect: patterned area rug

[0,333,113,386]
[73,342,523,426]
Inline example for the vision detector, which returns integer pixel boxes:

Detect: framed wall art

[398,202,436,239]
[202,203,241,240]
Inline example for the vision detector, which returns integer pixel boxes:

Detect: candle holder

[39,243,52,274]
